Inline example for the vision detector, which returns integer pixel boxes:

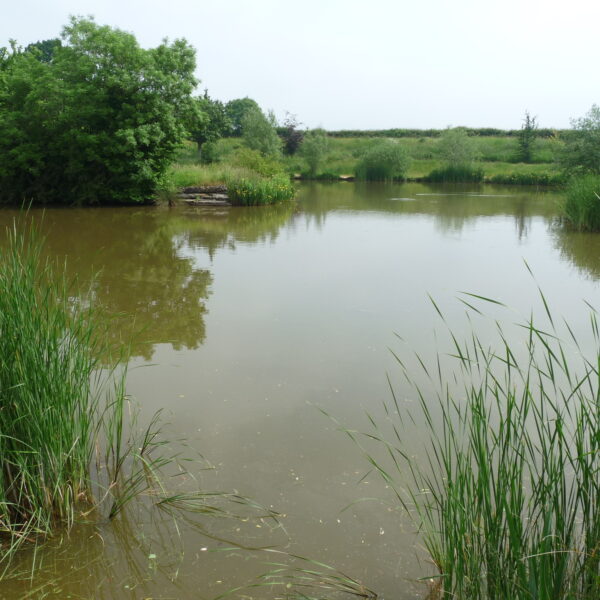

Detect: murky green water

[1,182,599,599]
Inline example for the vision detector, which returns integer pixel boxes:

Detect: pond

[1,182,599,599]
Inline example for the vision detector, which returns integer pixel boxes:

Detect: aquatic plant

[227,174,295,206]
[563,174,600,231]
[426,164,484,182]
[0,224,128,549]
[343,290,600,599]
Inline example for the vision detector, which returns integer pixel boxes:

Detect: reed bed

[563,174,600,231]
[0,224,128,551]
[347,291,600,600]
[226,173,295,206]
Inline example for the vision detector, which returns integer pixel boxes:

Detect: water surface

[1,182,599,599]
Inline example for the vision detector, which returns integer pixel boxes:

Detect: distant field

[173,133,564,185]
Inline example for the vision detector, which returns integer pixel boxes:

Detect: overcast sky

[2,0,599,130]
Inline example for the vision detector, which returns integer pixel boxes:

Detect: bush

[355,140,411,181]
[562,174,600,231]
[227,174,295,206]
[300,129,330,177]
[437,127,478,167]
[0,18,198,205]
[230,147,284,177]
[241,106,282,157]
[560,105,600,175]
[426,164,484,182]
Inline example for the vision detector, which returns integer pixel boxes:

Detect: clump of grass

[347,290,600,600]
[0,224,128,549]
[425,164,484,183]
[488,172,566,186]
[227,174,295,206]
[563,174,600,231]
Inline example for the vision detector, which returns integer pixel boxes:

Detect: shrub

[515,111,538,163]
[426,164,484,182]
[437,127,478,167]
[563,174,600,231]
[230,147,284,177]
[241,106,282,157]
[300,129,330,177]
[560,105,600,175]
[227,174,295,206]
[355,140,411,181]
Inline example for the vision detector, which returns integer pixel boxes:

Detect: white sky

[2,0,599,129]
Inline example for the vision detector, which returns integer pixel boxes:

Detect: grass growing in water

[227,174,295,206]
[0,225,128,549]
[0,225,281,576]
[344,290,600,599]
[563,174,600,231]
[425,164,484,183]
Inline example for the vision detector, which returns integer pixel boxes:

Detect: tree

[226,97,260,136]
[300,129,329,176]
[279,112,304,155]
[438,127,477,167]
[241,106,281,157]
[190,90,232,153]
[561,104,600,174]
[0,18,199,204]
[25,38,62,63]
[516,111,537,163]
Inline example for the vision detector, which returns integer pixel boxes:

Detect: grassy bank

[171,133,563,188]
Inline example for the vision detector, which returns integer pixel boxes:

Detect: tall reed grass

[348,291,600,599]
[563,174,600,231]
[0,224,128,551]
[227,174,295,206]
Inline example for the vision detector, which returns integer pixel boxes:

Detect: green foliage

[24,38,61,63]
[225,97,260,136]
[230,147,284,177]
[227,174,295,206]
[438,127,478,167]
[0,225,127,548]
[563,174,600,231]
[351,295,600,599]
[299,129,330,176]
[0,17,199,205]
[516,111,538,163]
[489,171,565,186]
[191,90,232,152]
[242,106,282,157]
[426,164,484,182]
[561,105,600,174]
[278,112,304,155]
[355,140,411,181]
[325,127,560,138]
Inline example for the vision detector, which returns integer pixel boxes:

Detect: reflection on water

[0,182,599,600]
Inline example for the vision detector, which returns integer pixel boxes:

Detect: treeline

[322,127,562,139]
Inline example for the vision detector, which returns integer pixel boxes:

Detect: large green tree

[0,18,199,204]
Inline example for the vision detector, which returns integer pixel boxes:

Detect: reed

[226,174,295,206]
[0,224,127,550]
[563,174,600,231]
[348,291,600,599]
